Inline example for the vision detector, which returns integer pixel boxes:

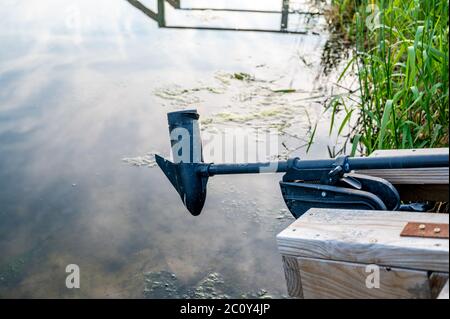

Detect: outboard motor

[156,110,449,218]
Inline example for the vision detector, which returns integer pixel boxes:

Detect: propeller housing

[156,110,209,216]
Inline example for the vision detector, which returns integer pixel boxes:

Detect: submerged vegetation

[327,0,449,155]
[143,271,276,299]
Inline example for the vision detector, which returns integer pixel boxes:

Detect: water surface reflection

[0,0,350,298]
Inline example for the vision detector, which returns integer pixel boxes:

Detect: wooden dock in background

[277,208,449,299]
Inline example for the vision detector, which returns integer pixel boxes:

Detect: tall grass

[328,0,449,155]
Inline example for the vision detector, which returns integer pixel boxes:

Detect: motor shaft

[205,153,449,176]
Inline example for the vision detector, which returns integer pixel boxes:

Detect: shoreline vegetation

[324,0,449,156]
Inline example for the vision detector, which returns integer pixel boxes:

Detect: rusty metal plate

[400,222,449,239]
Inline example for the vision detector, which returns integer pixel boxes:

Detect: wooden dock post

[277,208,449,299]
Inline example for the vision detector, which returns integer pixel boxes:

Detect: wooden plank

[356,149,449,199]
[276,208,449,272]
[281,256,303,298]
[437,280,449,299]
[430,272,449,299]
[297,257,431,299]
[355,167,449,185]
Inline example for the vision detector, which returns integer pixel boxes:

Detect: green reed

[328,0,448,155]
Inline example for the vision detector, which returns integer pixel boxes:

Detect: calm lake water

[0,0,351,298]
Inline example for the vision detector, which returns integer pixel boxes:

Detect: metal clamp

[327,156,350,185]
